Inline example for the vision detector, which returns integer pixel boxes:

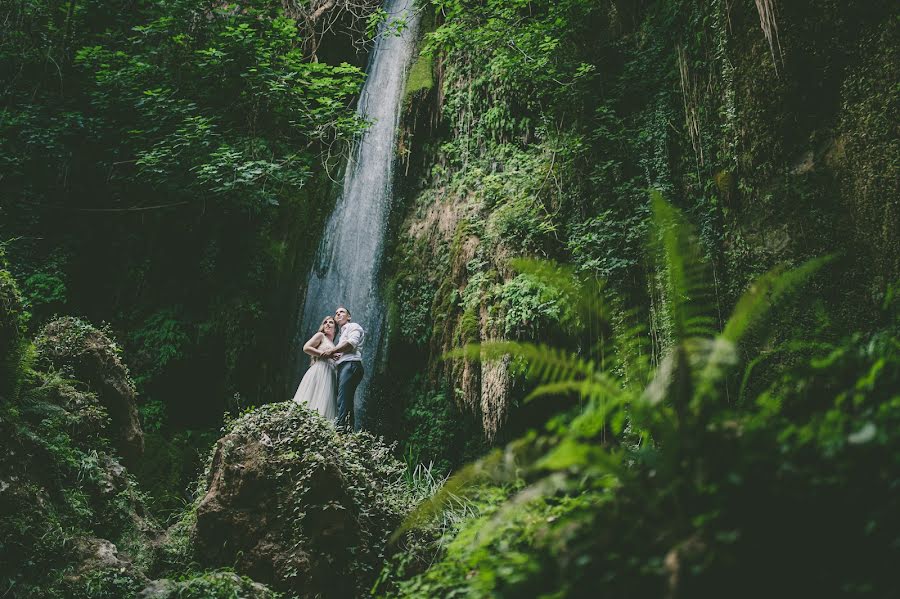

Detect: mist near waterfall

[296,0,422,428]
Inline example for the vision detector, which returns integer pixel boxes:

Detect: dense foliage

[373,0,899,594]
[0,270,158,597]
[381,0,897,466]
[379,199,900,598]
[1,0,378,512]
[1,0,897,596]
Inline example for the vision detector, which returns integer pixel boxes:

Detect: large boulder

[191,402,413,597]
[35,317,144,464]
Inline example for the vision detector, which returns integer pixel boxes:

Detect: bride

[291,316,338,420]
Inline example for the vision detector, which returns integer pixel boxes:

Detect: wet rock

[72,537,133,575]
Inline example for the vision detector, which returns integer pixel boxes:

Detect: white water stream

[296,0,421,428]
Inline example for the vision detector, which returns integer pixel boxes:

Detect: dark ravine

[0,1,898,597]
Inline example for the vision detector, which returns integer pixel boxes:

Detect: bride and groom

[291,306,365,429]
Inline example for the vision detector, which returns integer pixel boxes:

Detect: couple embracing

[292,306,365,430]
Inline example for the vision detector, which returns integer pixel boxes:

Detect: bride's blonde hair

[318,316,336,334]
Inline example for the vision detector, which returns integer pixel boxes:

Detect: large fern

[650,190,719,342]
[401,193,828,537]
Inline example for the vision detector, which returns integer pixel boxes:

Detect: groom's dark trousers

[336,360,364,429]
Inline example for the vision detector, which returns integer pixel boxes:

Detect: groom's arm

[330,340,353,354]
[324,324,360,356]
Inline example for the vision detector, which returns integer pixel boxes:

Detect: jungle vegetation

[1,0,897,597]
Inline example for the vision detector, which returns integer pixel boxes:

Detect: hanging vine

[754,0,784,72]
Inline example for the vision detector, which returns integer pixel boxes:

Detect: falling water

[295,0,421,428]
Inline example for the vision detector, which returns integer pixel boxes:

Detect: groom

[321,306,365,430]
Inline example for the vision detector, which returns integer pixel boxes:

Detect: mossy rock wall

[35,316,145,465]
[1,316,161,597]
[380,0,899,445]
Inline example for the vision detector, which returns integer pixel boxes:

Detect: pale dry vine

[754,0,783,72]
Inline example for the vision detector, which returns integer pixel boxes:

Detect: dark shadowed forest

[1,0,897,597]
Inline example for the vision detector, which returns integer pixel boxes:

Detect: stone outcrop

[1,371,160,597]
[70,537,139,579]
[190,402,413,597]
[35,317,144,464]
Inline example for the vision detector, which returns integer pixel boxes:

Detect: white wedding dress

[291,336,338,421]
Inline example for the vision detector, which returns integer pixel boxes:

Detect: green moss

[405,52,434,100]
[457,306,480,344]
[390,237,441,347]
[836,18,900,291]
[430,277,457,347]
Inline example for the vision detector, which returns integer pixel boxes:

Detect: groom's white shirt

[335,322,364,366]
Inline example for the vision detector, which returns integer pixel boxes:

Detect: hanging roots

[676,45,705,169]
[754,0,784,72]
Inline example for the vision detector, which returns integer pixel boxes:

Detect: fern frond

[723,255,833,343]
[450,341,597,388]
[508,258,581,300]
[691,256,832,401]
[467,472,570,543]
[391,451,501,541]
[509,257,611,331]
[524,372,622,405]
[523,380,592,402]
[469,444,626,544]
[738,339,835,402]
[650,190,718,343]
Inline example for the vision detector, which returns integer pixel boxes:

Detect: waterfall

[295,0,421,428]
